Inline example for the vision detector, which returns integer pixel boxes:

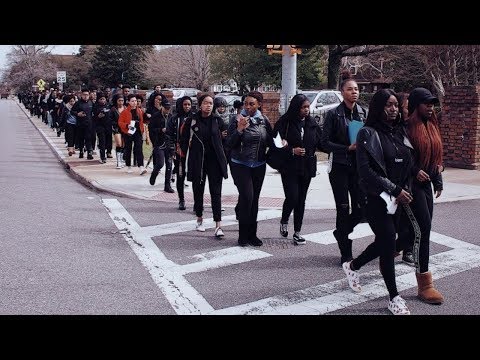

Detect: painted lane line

[102,198,214,315]
[303,223,373,245]
[142,209,283,237]
[210,233,480,315]
[181,247,272,275]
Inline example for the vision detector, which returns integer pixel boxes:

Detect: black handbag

[266,121,289,170]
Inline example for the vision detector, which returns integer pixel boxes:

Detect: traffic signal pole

[281,45,297,114]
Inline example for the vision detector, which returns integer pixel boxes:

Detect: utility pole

[281,45,297,114]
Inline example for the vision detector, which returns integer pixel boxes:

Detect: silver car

[299,90,343,127]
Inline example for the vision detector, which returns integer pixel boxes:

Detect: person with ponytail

[342,89,414,315]
[403,87,445,305]
[320,70,367,266]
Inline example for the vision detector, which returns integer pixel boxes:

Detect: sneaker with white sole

[196,221,205,232]
[388,295,411,315]
[139,166,147,175]
[214,227,224,238]
[342,261,361,292]
[293,232,306,245]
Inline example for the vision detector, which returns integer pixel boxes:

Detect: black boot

[248,222,263,247]
[164,184,175,193]
[238,223,249,247]
[178,200,186,210]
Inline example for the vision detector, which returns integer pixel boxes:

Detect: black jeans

[352,195,399,300]
[329,163,363,241]
[230,162,266,225]
[123,131,144,167]
[152,145,166,173]
[280,172,312,232]
[192,155,223,222]
[174,156,187,201]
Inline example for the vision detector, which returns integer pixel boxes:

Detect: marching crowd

[17,72,445,315]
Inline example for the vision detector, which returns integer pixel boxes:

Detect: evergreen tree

[89,45,154,88]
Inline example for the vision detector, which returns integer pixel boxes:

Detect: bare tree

[327,45,390,89]
[144,45,211,90]
[4,45,58,91]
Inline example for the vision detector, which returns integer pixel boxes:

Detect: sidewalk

[17,100,480,209]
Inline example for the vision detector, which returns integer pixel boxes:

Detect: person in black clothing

[394,92,415,265]
[274,94,323,245]
[92,93,111,163]
[321,71,367,265]
[226,91,273,246]
[402,87,445,305]
[180,93,228,238]
[342,89,414,315]
[167,95,194,210]
[147,94,173,192]
[71,89,94,160]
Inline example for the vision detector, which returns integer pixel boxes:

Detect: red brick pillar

[261,92,281,128]
[441,85,480,169]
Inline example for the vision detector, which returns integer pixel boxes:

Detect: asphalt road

[2,99,479,316]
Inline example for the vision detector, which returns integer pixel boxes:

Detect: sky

[0,45,80,71]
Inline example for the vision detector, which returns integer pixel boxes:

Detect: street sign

[37,79,46,91]
[57,71,66,83]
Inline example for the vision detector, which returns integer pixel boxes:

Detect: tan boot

[415,271,444,304]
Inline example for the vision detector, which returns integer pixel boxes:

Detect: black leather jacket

[356,125,414,197]
[321,102,368,166]
[226,114,273,163]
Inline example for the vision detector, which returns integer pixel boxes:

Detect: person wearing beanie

[403,87,445,305]
[343,89,414,315]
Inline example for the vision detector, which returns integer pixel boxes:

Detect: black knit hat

[408,88,439,115]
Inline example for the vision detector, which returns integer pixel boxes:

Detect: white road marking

[141,209,282,237]
[303,223,373,245]
[103,199,213,314]
[103,198,480,315]
[211,233,480,315]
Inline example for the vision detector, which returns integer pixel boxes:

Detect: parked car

[298,90,343,127]
[171,88,202,112]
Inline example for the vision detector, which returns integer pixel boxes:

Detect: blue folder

[348,120,364,144]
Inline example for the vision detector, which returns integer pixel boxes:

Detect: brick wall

[441,85,480,169]
[261,92,281,128]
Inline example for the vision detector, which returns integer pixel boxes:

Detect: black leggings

[351,195,399,300]
[280,172,312,232]
[398,181,433,273]
[230,162,266,225]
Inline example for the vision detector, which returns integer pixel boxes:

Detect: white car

[299,90,343,127]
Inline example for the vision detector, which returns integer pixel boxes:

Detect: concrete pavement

[16,99,480,209]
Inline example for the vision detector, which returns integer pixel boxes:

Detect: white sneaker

[196,221,205,232]
[388,295,411,315]
[214,227,224,238]
[126,166,133,173]
[342,261,361,292]
[139,166,147,175]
